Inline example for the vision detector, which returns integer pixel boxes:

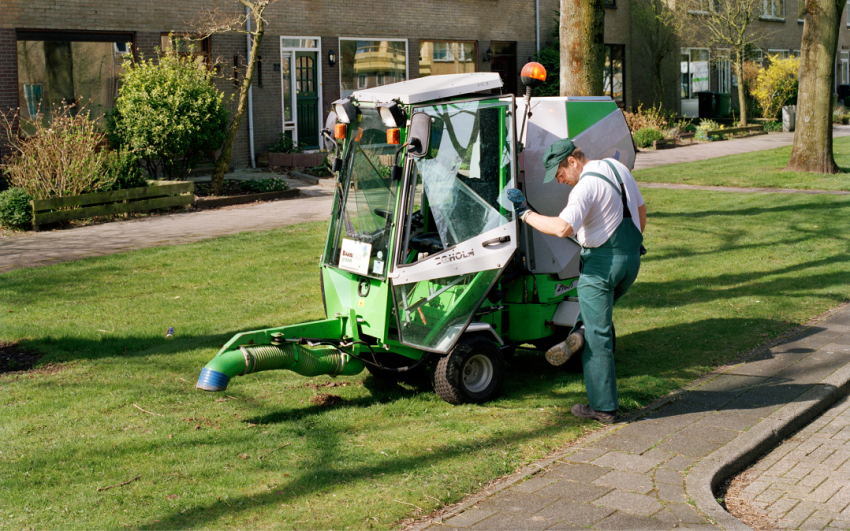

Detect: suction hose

[196,343,365,392]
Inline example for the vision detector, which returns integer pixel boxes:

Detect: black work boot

[571,404,616,424]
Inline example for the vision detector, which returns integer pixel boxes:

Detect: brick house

[1,0,848,168]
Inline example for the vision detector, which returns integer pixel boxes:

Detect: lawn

[634,135,850,190]
[2,169,850,529]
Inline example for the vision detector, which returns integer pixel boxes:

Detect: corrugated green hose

[196,343,365,391]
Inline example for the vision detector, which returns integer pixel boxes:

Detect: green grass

[3,185,850,529]
[634,135,850,190]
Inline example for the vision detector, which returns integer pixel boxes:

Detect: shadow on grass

[122,314,843,529]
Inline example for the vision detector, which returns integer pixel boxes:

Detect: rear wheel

[431,335,505,404]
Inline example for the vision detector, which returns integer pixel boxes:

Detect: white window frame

[792,50,801,57]
[847,0,850,26]
[688,0,715,14]
[280,35,323,147]
[338,37,409,98]
[717,49,732,93]
[761,0,785,20]
[841,51,849,86]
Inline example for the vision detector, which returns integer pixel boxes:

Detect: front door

[490,42,517,96]
[296,52,319,149]
[391,97,518,353]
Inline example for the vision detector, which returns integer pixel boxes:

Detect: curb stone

[687,359,850,530]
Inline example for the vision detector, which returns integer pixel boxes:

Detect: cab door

[389,97,517,353]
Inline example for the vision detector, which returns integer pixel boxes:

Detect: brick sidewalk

[412,309,850,530]
[729,396,850,529]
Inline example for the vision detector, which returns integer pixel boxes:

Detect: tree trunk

[559,0,605,96]
[786,0,844,173]
[736,53,748,127]
[211,8,265,195]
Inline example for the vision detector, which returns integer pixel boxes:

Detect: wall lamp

[483,47,493,63]
[328,49,337,67]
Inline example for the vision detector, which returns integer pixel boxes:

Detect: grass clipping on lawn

[3,170,850,528]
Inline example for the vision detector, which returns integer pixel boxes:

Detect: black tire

[365,351,425,383]
[431,335,505,404]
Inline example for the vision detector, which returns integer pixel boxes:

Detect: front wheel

[431,335,505,404]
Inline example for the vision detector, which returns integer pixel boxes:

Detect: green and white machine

[196,64,635,404]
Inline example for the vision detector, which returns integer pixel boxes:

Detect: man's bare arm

[638,204,646,233]
[523,212,575,239]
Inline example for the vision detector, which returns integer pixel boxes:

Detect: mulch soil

[0,342,43,374]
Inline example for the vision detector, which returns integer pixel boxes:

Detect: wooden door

[295,52,319,149]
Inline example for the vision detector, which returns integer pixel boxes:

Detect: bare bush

[0,103,117,199]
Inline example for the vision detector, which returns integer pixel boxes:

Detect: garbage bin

[782,105,796,132]
[697,91,716,119]
[715,93,731,119]
[838,85,850,101]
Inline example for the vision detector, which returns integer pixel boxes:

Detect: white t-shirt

[558,159,644,248]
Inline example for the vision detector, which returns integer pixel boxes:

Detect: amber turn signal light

[334,124,347,139]
[387,128,400,145]
[521,62,547,89]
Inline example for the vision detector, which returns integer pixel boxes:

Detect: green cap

[543,138,576,183]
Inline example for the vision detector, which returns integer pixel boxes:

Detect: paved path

[412,307,850,530]
[0,177,334,273]
[728,396,850,530]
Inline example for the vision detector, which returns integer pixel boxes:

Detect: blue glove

[506,188,536,218]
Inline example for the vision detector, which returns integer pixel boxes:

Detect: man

[507,138,646,423]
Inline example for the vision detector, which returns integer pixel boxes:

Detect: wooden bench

[704,125,765,139]
[31,181,194,231]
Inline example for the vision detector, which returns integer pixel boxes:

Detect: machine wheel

[431,335,505,404]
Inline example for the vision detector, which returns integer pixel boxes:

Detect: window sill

[759,16,786,22]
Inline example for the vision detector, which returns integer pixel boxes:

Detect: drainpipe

[535,0,540,54]
[246,5,256,168]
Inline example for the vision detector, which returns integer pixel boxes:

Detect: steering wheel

[374,208,393,220]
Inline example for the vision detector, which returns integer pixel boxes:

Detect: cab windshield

[324,107,397,279]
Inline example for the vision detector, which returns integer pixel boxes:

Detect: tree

[200,0,276,195]
[690,0,767,126]
[786,0,846,173]
[632,0,688,105]
[559,0,605,96]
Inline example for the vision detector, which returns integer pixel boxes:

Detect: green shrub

[764,121,782,132]
[239,178,289,193]
[268,134,304,154]
[632,127,665,148]
[110,48,229,180]
[695,119,721,141]
[0,188,33,230]
[102,150,148,191]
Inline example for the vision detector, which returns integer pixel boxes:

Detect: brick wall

[0,28,19,162]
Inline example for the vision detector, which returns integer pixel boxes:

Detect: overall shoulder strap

[582,172,621,196]
[602,160,632,219]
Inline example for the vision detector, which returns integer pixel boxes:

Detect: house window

[418,40,477,77]
[15,30,134,127]
[762,0,784,19]
[604,0,616,7]
[717,49,732,93]
[681,48,710,99]
[160,34,210,64]
[689,0,717,14]
[339,38,407,98]
[792,50,801,57]
[840,51,849,85]
[603,45,625,108]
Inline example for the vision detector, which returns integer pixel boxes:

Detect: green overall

[574,160,643,412]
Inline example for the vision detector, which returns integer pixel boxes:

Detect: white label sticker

[339,239,372,275]
[372,259,384,274]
